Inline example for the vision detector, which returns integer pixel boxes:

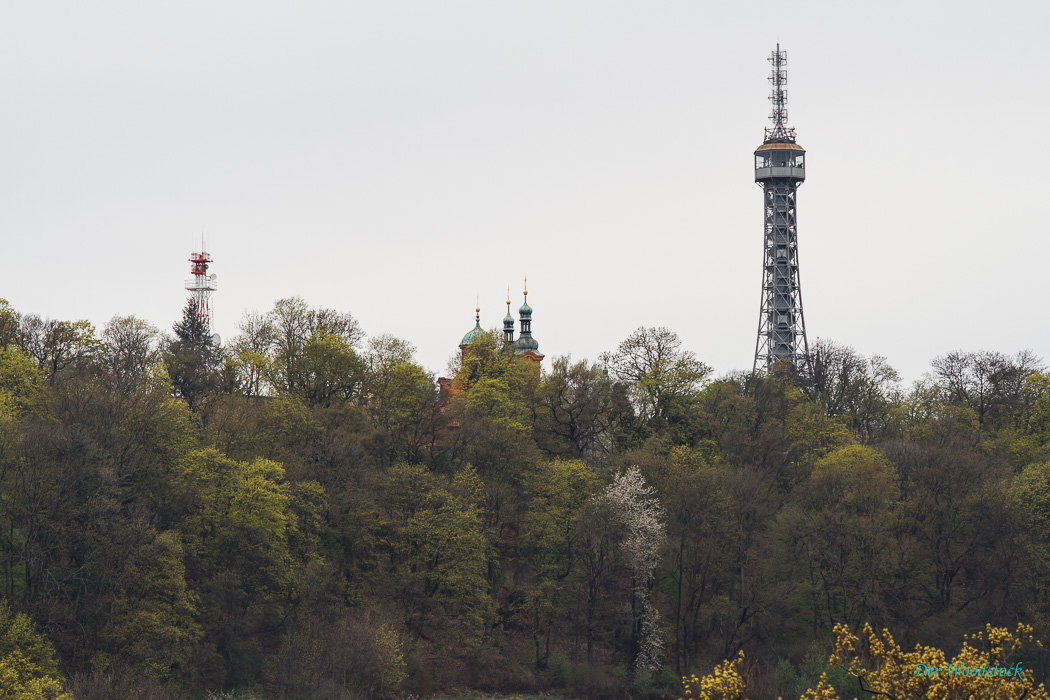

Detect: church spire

[503,286,515,344]
[460,298,486,350]
[514,275,541,360]
[518,276,532,339]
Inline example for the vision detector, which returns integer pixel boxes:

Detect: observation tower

[753,44,810,372]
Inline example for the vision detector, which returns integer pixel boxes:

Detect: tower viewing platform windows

[754,143,805,182]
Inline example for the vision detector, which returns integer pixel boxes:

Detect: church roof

[461,308,486,346]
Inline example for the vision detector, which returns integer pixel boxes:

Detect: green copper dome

[514,335,539,353]
[461,309,486,346]
[462,325,486,345]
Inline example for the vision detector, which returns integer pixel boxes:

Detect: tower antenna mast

[765,43,796,143]
[185,241,217,333]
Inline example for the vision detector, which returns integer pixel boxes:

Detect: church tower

[513,277,544,364]
[459,303,486,360]
[503,288,516,345]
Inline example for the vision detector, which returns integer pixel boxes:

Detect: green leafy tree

[932,349,1043,431]
[177,449,300,597]
[365,352,439,466]
[104,531,201,681]
[0,599,71,699]
[805,339,904,442]
[0,372,193,667]
[165,300,221,410]
[570,481,629,663]
[449,331,511,392]
[884,426,1006,629]
[536,356,616,463]
[98,315,161,392]
[395,465,495,643]
[781,401,853,489]
[1007,459,1050,633]
[519,458,601,668]
[18,315,99,385]
[649,445,738,674]
[0,300,21,348]
[602,326,711,429]
[175,448,322,683]
[286,332,366,407]
[227,310,277,398]
[0,345,42,417]
[993,370,1050,467]
[266,296,363,394]
[766,445,904,639]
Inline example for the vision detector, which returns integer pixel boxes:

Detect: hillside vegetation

[1,297,1049,699]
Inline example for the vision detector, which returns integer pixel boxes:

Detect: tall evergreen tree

[166,299,219,410]
[172,299,212,350]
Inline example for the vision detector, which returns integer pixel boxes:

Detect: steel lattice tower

[185,245,217,332]
[753,44,810,372]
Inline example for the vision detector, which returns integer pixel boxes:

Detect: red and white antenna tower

[185,241,217,331]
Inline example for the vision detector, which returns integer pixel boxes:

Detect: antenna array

[764,44,796,143]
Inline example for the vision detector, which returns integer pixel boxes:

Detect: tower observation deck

[753,44,810,372]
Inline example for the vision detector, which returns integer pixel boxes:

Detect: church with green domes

[458,281,544,365]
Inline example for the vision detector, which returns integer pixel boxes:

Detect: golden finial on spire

[506,286,511,307]
[523,275,528,298]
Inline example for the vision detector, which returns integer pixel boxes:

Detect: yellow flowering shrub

[827,621,1048,700]
[680,651,747,700]
[679,622,1050,700]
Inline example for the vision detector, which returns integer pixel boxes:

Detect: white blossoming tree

[601,466,667,671]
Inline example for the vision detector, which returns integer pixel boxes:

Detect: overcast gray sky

[2,1,1046,383]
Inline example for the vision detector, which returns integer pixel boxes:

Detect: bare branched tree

[601,327,710,424]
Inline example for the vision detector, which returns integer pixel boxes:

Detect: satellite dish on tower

[209,273,217,280]
[211,333,222,346]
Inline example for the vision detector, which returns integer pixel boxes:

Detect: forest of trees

[1,294,1050,699]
